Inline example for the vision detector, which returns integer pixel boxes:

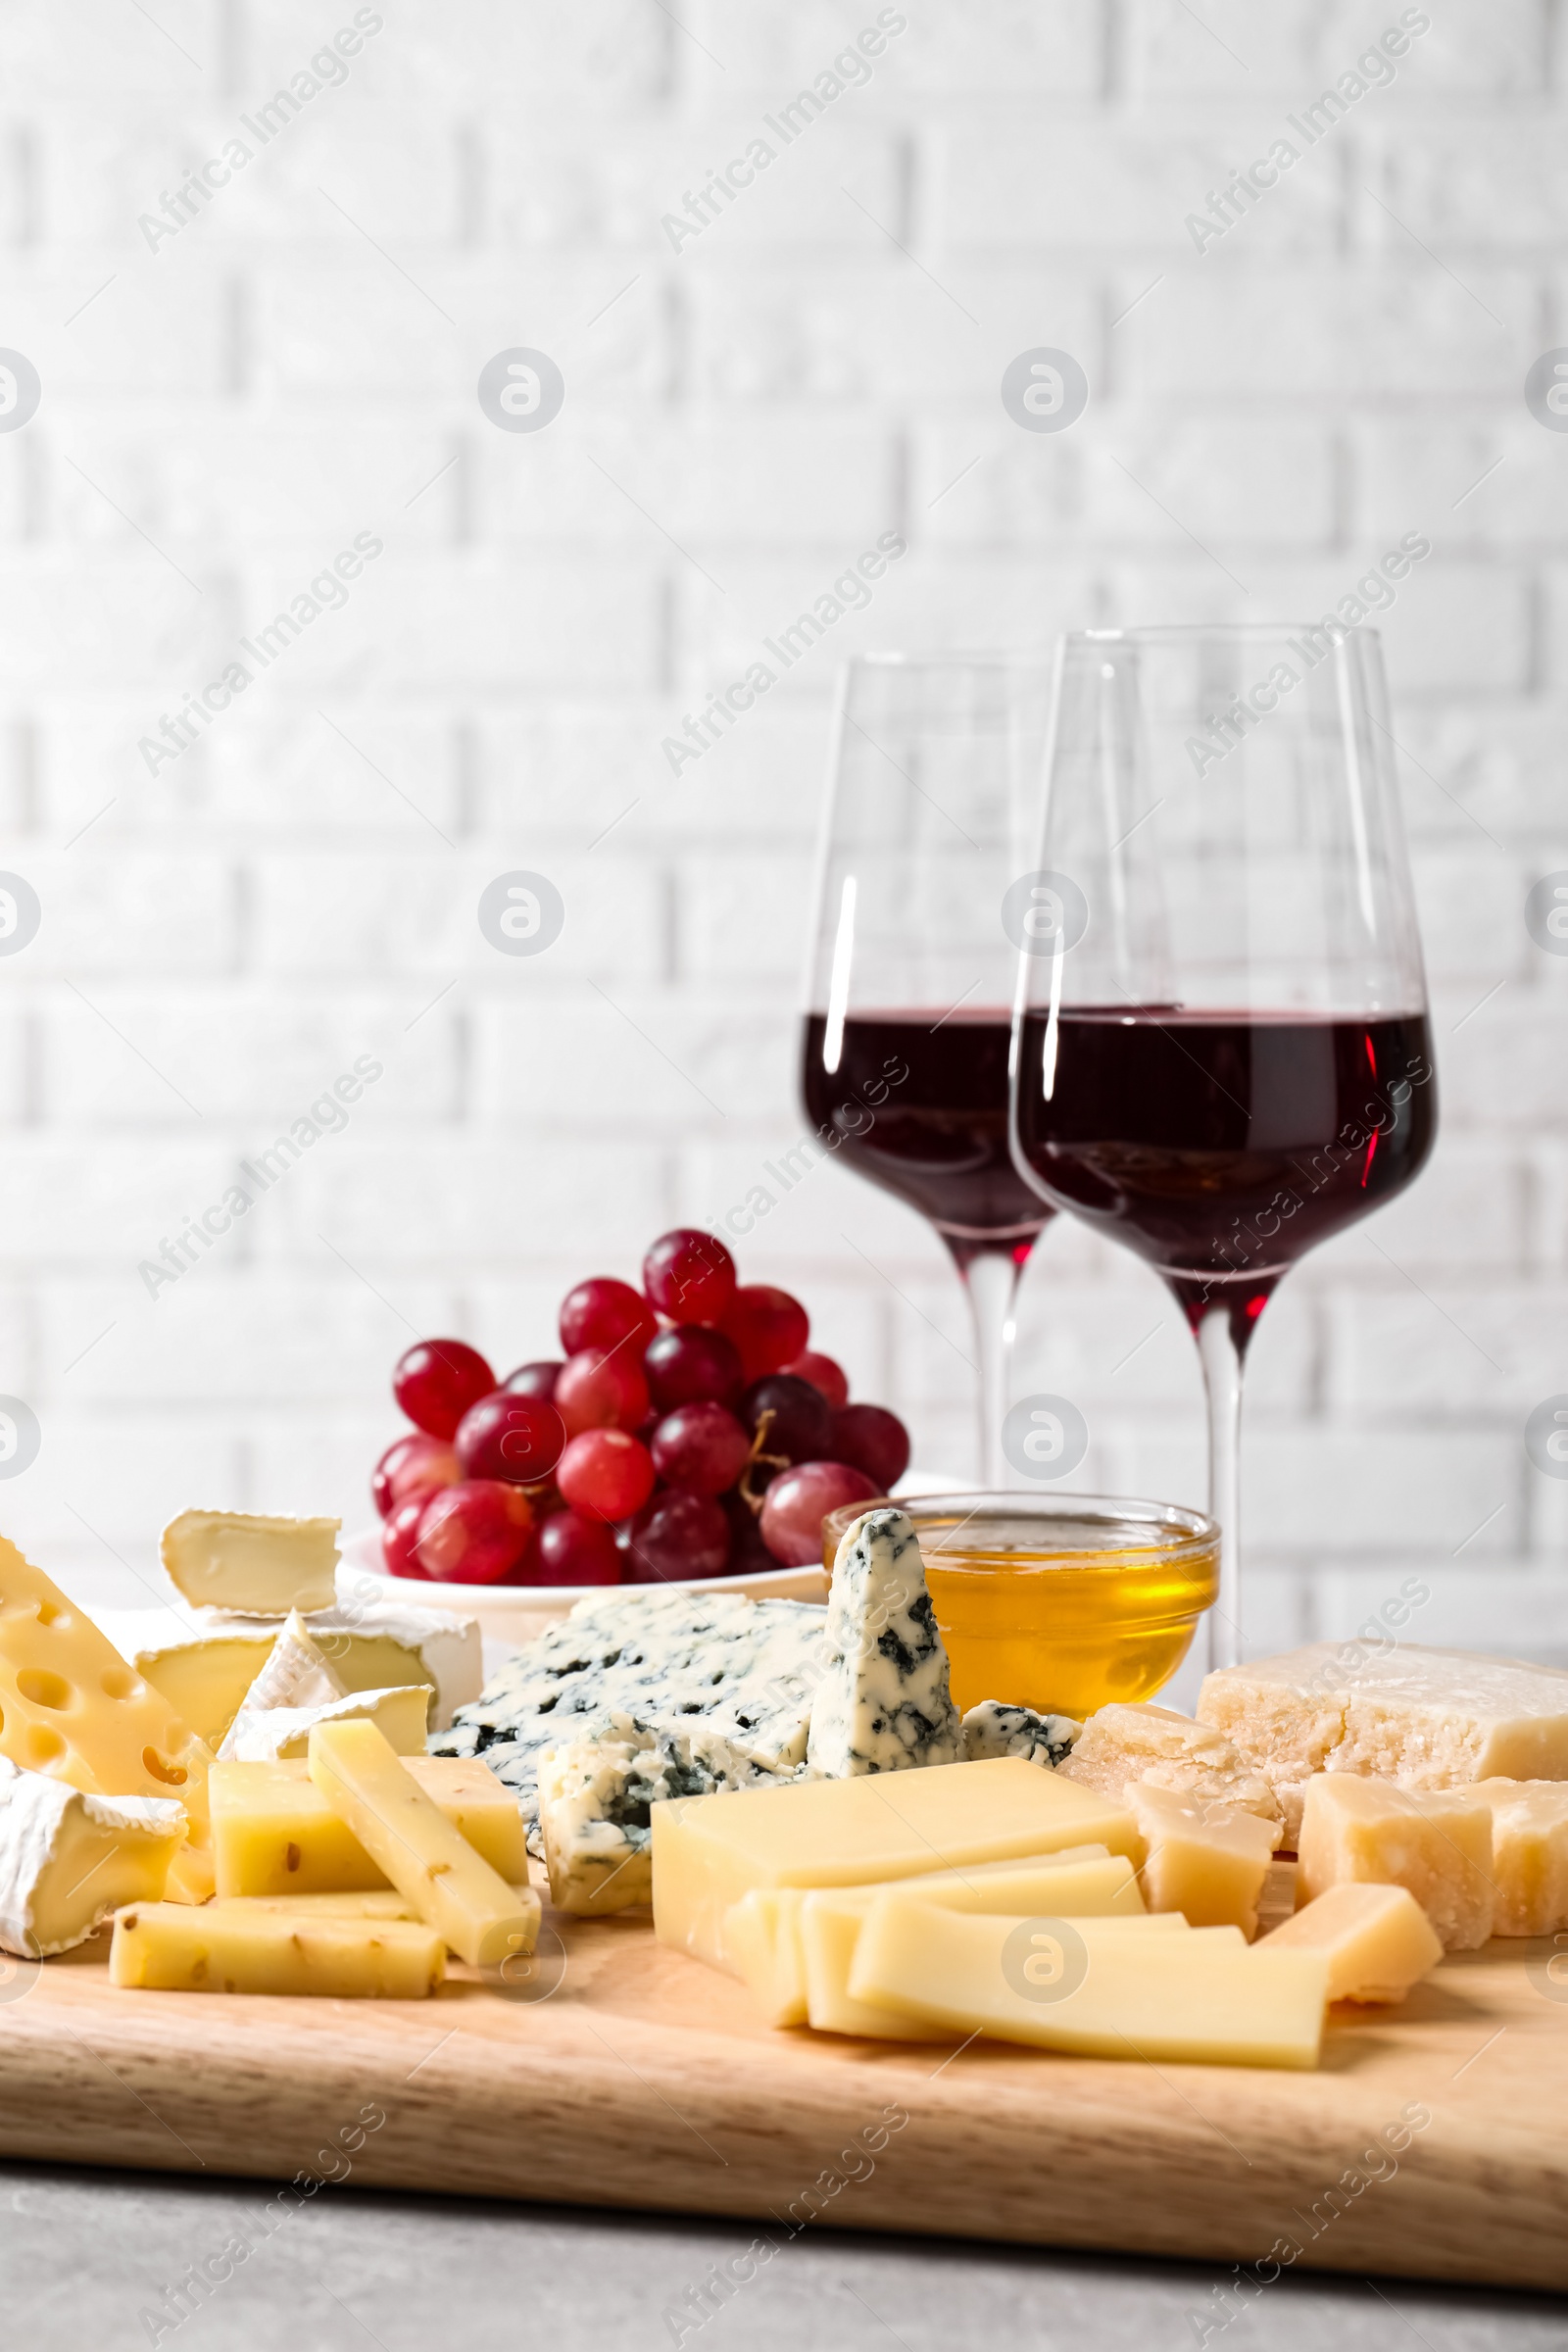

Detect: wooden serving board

[1,1916,1564,2292]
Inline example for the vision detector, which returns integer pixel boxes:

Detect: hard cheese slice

[309,1717,539,1967]
[109,1902,444,1996]
[653,1756,1142,1972]
[1199,1642,1568,1846]
[0,1536,215,1902]
[727,1845,1147,2029]
[0,1757,186,1956]
[1130,1780,1279,1936]
[806,1507,959,1777]
[849,1895,1328,2068]
[1469,1779,1568,1936]
[161,1510,339,1616]
[1297,1774,1494,1950]
[1258,1883,1443,2003]
[212,1755,528,1896]
[210,1890,416,1920]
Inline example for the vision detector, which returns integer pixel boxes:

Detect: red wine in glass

[802,1008,1049,1256]
[1012,1007,1436,1332]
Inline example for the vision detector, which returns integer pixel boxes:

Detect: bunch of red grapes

[372,1228,910,1589]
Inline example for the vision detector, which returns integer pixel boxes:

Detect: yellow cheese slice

[1130,1780,1279,1936]
[212,1755,528,1895]
[849,1895,1329,2068]
[1257,1883,1444,2003]
[801,1891,1186,2042]
[160,1510,339,1615]
[0,1536,215,1902]
[725,1844,1147,2028]
[1297,1774,1494,1950]
[308,1718,539,1967]
[109,1901,444,1996]
[653,1757,1142,1973]
[94,1612,275,1750]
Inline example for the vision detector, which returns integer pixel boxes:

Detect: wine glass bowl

[1009,623,1437,1667]
[802,655,1056,1486]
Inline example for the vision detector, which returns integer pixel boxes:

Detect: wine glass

[1008,623,1437,1669]
[802,655,1055,1488]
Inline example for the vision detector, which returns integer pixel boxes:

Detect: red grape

[559,1277,658,1357]
[372,1433,461,1520]
[644,1325,743,1412]
[831,1403,910,1493]
[415,1480,534,1585]
[642,1227,736,1326]
[720,1285,808,1381]
[784,1350,849,1410]
[502,1360,563,1401]
[528,1508,621,1587]
[760,1461,879,1566]
[741,1374,834,1467]
[382,1494,434,1580]
[650,1401,753,1495]
[455,1391,566,1484]
[556,1347,650,1437]
[392,1339,496,1440]
[623,1490,731,1583]
[557,1429,657,1523]
[721,1492,778,1576]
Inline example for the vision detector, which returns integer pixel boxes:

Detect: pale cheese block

[848,1895,1329,2068]
[211,1755,528,1896]
[221,1684,429,1764]
[1258,1883,1443,2003]
[161,1510,340,1616]
[1199,1642,1568,1847]
[653,1756,1144,1974]
[805,1507,959,1777]
[309,1718,539,1968]
[1468,1779,1568,1936]
[726,1846,1148,2029]
[0,1757,186,1957]
[1297,1773,1494,1950]
[109,1901,444,1996]
[1062,1703,1283,1837]
[0,1536,215,1904]
[217,1611,342,1759]
[1130,1780,1279,1938]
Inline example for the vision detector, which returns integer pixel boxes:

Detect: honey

[823,1494,1219,1721]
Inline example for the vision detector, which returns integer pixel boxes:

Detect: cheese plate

[1,1912,1563,2293]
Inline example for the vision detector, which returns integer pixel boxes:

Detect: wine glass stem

[953,1245,1024,1491]
[1195,1303,1247,1672]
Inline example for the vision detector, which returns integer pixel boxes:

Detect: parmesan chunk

[1469,1779,1568,1936]
[1258,1883,1443,2004]
[1199,1642,1568,1847]
[1297,1774,1494,1951]
[1129,1780,1278,1936]
[1061,1702,1283,1836]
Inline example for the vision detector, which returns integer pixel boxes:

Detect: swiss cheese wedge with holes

[0,1537,216,1901]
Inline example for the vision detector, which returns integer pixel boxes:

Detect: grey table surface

[3,2162,1565,2352]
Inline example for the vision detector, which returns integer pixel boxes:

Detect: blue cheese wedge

[806,1507,959,1778]
[431,1586,826,1851]
[961,1700,1081,1769]
[537,1711,806,1914]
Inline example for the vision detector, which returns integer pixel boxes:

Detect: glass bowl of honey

[820,1492,1220,1719]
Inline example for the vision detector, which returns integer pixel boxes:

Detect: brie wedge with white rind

[0,1755,186,1957]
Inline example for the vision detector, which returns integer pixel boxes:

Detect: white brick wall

[2,0,1566,1664]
